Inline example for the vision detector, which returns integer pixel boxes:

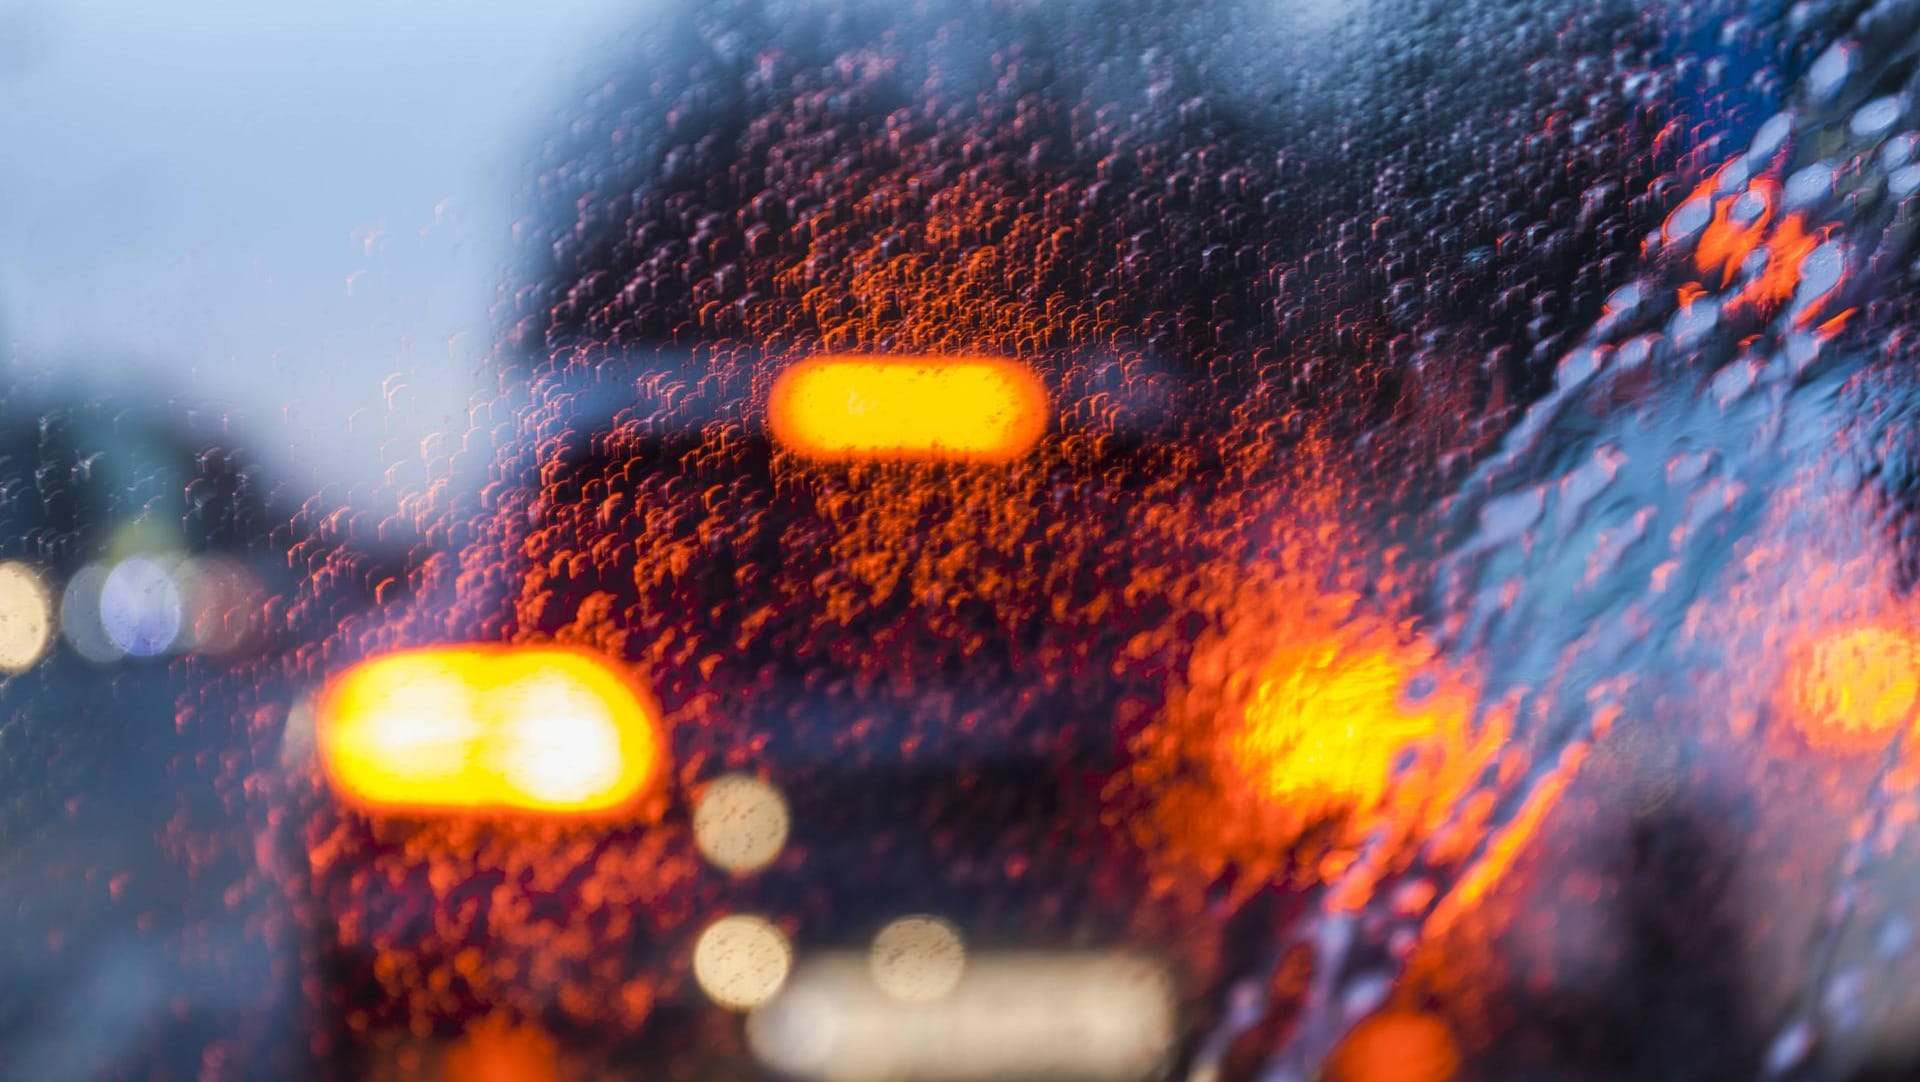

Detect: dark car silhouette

[272,1,1724,1078]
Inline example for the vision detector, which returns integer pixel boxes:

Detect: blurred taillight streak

[747,952,1175,1081]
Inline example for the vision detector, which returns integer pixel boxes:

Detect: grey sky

[0,0,639,500]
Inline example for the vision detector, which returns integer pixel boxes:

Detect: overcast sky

[0,0,639,500]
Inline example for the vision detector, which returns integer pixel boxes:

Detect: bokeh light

[1231,646,1454,817]
[749,952,1176,1080]
[316,645,665,816]
[1783,625,1920,754]
[869,916,966,1003]
[1323,1010,1460,1082]
[59,563,123,663]
[99,556,183,657]
[440,1018,562,1082]
[1134,568,1496,890]
[490,673,633,807]
[767,356,1048,462]
[693,773,791,874]
[1220,600,1480,841]
[0,561,54,673]
[693,914,793,1010]
[176,557,265,655]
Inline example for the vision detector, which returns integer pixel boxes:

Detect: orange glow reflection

[1208,588,1485,858]
[1230,641,1467,821]
[316,645,665,816]
[767,355,1048,462]
[443,1018,562,1082]
[1667,166,1833,321]
[1324,1010,1461,1082]
[1783,625,1920,754]
[1137,566,1496,892]
[1748,212,1822,315]
[1694,178,1775,286]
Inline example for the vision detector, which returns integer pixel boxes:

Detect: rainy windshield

[5,0,1920,1078]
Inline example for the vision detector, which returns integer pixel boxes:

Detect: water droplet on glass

[1807,42,1854,104]
[1852,96,1906,138]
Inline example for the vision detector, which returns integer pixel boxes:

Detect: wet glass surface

[6,1,1920,1079]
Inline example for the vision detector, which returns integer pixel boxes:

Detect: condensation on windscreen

[6,0,1920,1080]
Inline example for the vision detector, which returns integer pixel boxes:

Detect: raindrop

[1665,195,1713,243]
[1763,1019,1816,1077]
[1670,298,1720,350]
[1850,96,1905,139]
[1877,915,1914,959]
[1882,132,1917,169]
[1807,42,1853,104]
[1824,968,1865,1031]
[1794,242,1847,308]
[1477,488,1546,546]
[1751,112,1793,160]
[1730,188,1769,225]
[1783,161,1837,209]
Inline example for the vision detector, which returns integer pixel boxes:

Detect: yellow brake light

[315,645,665,818]
[767,356,1048,463]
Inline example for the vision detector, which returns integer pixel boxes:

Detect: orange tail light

[315,645,665,817]
[767,355,1048,463]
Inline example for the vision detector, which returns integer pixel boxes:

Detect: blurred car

[273,0,1721,1078]
[296,355,1228,1079]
